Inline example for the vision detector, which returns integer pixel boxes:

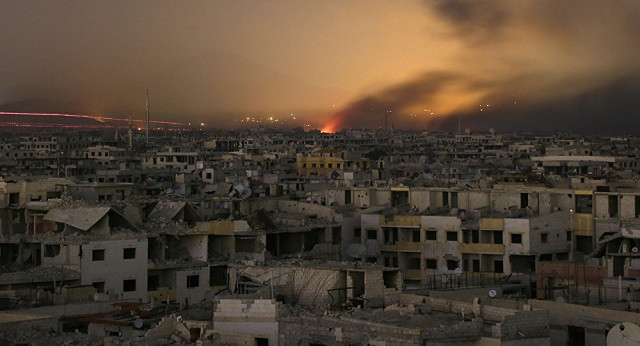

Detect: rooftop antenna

[145,89,150,144]
[128,112,133,150]
[458,115,461,133]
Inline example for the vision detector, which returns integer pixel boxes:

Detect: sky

[1,1,640,133]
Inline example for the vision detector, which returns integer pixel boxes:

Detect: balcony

[381,215,421,227]
[573,213,593,236]
[458,243,504,254]
[479,218,504,230]
[380,241,422,252]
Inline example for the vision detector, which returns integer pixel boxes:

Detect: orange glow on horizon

[321,119,339,133]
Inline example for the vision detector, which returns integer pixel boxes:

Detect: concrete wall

[175,265,209,304]
[280,315,425,345]
[503,218,530,255]
[80,238,148,301]
[213,299,279,345]
[528,299,640,346]
[529,212,570,255]
[370,188,391,207]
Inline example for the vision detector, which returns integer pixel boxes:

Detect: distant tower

[128,113,133,150]
[458,116,461,133]
[385,110,391,130]
[145,89,150,144]
[384,111,388,130]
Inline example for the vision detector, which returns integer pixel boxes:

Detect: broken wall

[41,243,81,269]
[292,267,345,307]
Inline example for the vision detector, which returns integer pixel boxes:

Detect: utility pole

[145,89,150,145]
[128,112,133,150]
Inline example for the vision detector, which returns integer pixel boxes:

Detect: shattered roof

[148,201,187,221]
[43,206,111,231]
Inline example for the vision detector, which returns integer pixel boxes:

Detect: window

[412,230,421,242]
[425,259,437,269]
[446,231,458,242]
[511,233,522,244]
[541,233,548,244]
[494,260,504,273]
[92,249,105,261]
[407,258,421,270]
[123,248,136,259]
[44,244,61,257]
[384,229,398,244]
[493,231,503,244]
[354,228,361,238]
[148,275,160,291]
[123,279,136,292]
[447,260,459,270]
[566,231,572,242]
[92,281,105,293]
[609,195,619,217]
[367,230,377,240]
[255,338,269,346]
[520,193,529,208]
[187,275,200,288]
[425,230,437,241]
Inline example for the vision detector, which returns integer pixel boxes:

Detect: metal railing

[423,271,505,290]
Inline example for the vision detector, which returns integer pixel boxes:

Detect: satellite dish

[488,290,497,298]
[607,323,640,345]
[134,319,144,329]
[306,197,312,202]
[632,247,638,253]
[454,267,462,276]
[346,243,367,259]
[555,296,565,303]
[239,187,252,199]
[176,316,183,323]
[234,183,245,193]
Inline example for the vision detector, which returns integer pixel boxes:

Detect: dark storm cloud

[437,75,640,134]
[327,0,640,133]
[431,0,509,42]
